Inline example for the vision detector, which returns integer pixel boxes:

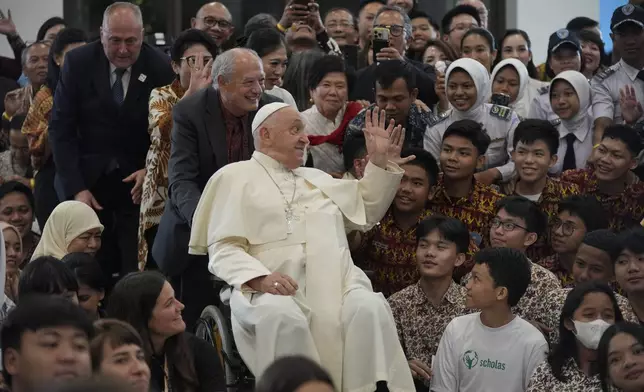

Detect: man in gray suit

[153,48,282,329]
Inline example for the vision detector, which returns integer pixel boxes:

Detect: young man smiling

[503,120,580,260]
[388,215,472,390]
[615,227,644,324]
[431,247,548,392]
[562,125,644,232]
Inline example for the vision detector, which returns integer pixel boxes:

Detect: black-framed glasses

[374,24,404,37]
[180,55,214,68]
[551,219,577,236]
[201,17,233,29]
[490,217,528,232]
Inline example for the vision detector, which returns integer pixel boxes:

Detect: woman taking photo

[526,282,624,391]
[598,322,644,392]
[490,59,529,118]
[301,54,361,174]
[246,28,296,107]
[107,271,225,392]
[461,28,497,74]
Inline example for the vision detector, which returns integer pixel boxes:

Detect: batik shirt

[537,253,575,289]
[561,168,644,232]
[526,359,602,392]
[389,281,471,367]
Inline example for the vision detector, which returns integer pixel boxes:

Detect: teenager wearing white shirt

[431,247,548,392]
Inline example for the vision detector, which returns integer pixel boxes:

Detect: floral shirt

[2,84,34,151]
[537,253,575,289]
[526,359,602,392]
[138,80,186,269]
[388,281,471,367]
[561,168,644,232]
[21,85,53,170]
[502,177,580,261]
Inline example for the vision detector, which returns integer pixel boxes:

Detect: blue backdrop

[601,0,628,53]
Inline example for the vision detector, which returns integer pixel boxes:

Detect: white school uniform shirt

[431,312,548,392]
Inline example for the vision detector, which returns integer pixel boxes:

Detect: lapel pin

[138,74,147,82]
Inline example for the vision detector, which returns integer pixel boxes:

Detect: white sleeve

[528,95,548,120]
[523,338,549,389]
[495,114,520,181]
[430,322,458,392]
[424,124,442,161]
[591,77,615,121]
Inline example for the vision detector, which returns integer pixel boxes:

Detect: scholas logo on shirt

[462,350,507,370]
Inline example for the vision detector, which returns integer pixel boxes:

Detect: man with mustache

[189,105,415,392]
[191,2,235,53]
[153,48,281,331]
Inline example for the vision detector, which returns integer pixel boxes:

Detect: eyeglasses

[200,17,233,29]
[490,218,528,232]
[448,23,477,34]
[327,21,354,29]
[180,55,214,68]
[374,24,404,37]
[551,219,577,236]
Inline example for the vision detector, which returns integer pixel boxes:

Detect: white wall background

[0,0,63,58]
[506,0,600,64]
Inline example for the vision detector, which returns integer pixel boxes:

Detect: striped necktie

[112,68,126,105]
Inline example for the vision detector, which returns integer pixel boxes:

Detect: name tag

[138,74,147,82]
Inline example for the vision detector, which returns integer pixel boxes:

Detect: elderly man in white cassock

[189,102,416,392]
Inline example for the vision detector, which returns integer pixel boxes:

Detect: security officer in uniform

[591,4,644,144]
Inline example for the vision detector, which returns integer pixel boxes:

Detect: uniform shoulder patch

[595,65,618,81]
[489,104,512,121]
[538,85,550,95]
[429,110,451,126]
[550,118,561,127]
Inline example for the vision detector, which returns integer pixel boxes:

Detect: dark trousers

[34,158,59,229]
[92,170,139,285]
[170,255,219,333]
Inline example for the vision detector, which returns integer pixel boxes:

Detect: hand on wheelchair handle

[247,272,299,296]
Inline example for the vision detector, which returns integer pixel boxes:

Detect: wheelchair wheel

[195,305,237,392]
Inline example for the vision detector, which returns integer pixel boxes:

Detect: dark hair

[549,281,624,382]
[107,272,198,391]
[558,195,609,232]
[324,7,357,30]
[46,27,87,92]
[62,252,107,293]
[307,54,350,91]
[36,17,66,41]
[441,5,481,34]
[359,0,386,14]
[566,16,599,32]
[462,28,495,52]
[0,180,35,212]
[283,49,325,111]
[246,28,287,59]
[416,215,470,254]
[601,124,644,158]
[374,60,416,92]
[617,227,644,259]
[401,148,439,187]
[342,133,367,173]
[255,355,334,392]
[409,9,439,34]
[496,196,548,238]
[244,13,278,39]
[512,119,560,155]
[1,294,93,386]
[577,30,608,75]
[19,256,79,298]
[598,322,644,392]
[443,119,491,156]
[494,29,538,79]
[474,247,531,307]
[582,229,621,263]
[424,39,459,62]
[91,319,145,371]
[170,28,218,64]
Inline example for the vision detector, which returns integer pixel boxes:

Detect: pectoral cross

[285,205,299,234]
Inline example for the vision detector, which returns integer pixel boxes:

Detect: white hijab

[550,70,591,131]
[446,58,491,122]
[490,59,529,109]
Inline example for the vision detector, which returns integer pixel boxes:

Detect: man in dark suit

[154,48,282,330]
[49,2,174,279]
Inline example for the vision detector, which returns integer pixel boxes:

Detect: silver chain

[252,157,297,208]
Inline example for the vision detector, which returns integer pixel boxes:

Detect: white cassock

[189,151,415,392]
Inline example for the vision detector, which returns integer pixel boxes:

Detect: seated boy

[615,227,644,324]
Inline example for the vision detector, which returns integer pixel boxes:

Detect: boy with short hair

[431,247,548,392]
[615,227,644,324]
[504,120,580,259]
[562,125,644,231]
[1,295,94,392]
[429,120,504,277]
[388,215,472,387]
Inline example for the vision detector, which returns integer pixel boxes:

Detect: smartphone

[372,27,390,62]
[491,93,511,107]
[341,45,359,70]
[291,0,310,5]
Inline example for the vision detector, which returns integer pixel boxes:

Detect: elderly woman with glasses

[137,29,217,270]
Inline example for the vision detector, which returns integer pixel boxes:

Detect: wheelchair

[194,281,254,392]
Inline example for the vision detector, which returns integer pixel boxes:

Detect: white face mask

[572,319,612,350]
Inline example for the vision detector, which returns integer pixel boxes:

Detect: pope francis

[189,102,415,392]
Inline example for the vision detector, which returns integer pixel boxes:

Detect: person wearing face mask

[425,58,520,185]
[598,322,644,392]
[526,281,623,392]
[490,59,529,118]
[549,70,594,174]
[530,29,583,122]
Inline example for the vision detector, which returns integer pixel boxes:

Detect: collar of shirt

[218,92,249,121]
[412,280,464,306]
[620,58,642,82]
[380,207,432,232]
[309,102,345,128]
[169,78,187,99]
[431,175,479,206]
[253,150,290,174]
[109,63,131,78]
[562,124,591,144]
